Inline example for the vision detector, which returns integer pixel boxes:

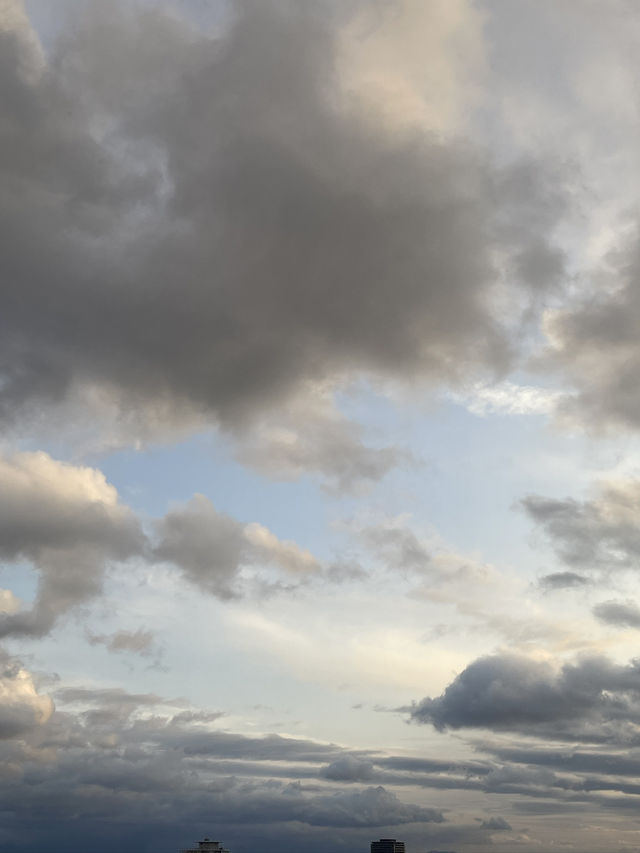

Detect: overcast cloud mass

[3,1,640,852]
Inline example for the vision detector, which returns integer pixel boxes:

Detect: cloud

[0,451,143,638]
[468,0,640,439]
[154,494,322,599]
[0,651,53,738]
[359,521,432,573]
[87,628,157,657]
[377,755,491,779]
[243,524,321,576]
[538,571,589,590]
[545,222,640,433]
[154,496,249,600]
[484,742,640,781]
[0,0,568,478]
[0,681,447,852]
[0,0,43,78]
[593,600,640,629]
[320,756,375,782]
[56,686,169,708]
[448,381,564,417]
[479,816,512,831]
[0,590,20,615]
[6,671,640,850]
[0,452,329,637]
[410,653,640,739]
[230,387,403,492]
[354,516,503,611]
[521,480,640,572]
[340,0,487,135]
[295,784,443,827]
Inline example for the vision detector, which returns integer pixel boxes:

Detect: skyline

[3,1,640,851]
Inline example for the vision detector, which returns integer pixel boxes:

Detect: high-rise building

[371,839,405,853]
[180,838,229,853]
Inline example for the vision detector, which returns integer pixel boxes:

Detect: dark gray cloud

[484,743,640,779]
[548,229,640,433]
[474,740,640,808]
[0,0,568,477]
[320,756,375,782]
[479,816,512,830]
[538,571,589,590]
[410,653,640,739]
[274,784,443,828]
[0,680,448,853]
[521,481,640,572]
[593,600,640,629]
[154,496,249,600]
[55,686,169,707]
[6,668,640,851]
[511,800,590,816]
[377,755,492,778]
[482,762,567,797]
[154,494,321,599]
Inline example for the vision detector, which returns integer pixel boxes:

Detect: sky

[4,0,640,851]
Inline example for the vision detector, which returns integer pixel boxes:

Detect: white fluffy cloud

[0,651,53,738]
[0,452,143,637]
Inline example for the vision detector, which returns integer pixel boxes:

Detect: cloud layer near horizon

[4,652,640,853]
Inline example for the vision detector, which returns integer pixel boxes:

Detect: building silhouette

[180,838,229,853]
[371,840,405,853]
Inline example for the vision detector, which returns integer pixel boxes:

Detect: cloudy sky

[4,1,640,851]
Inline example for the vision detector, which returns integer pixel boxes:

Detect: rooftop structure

[180,838,229,853]
[371,840,406,853]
